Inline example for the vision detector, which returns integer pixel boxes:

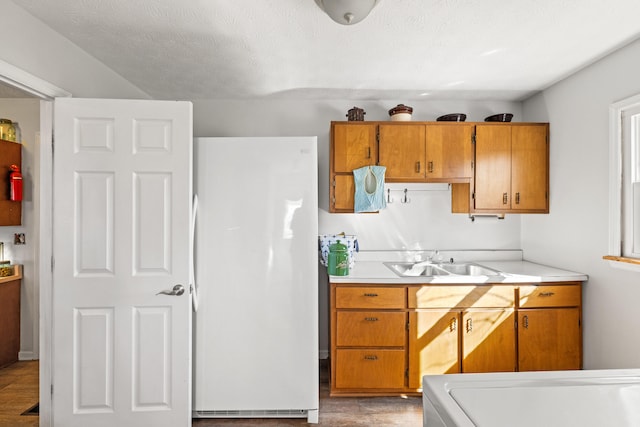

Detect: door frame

[0,59,71,427]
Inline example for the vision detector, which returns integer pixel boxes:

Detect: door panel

[511,125,548,211]
[53,98,192,427]
[379,124,426,180]
[426,124,473,180]
[518,308,581,371]
[474,125,511,210]
[332,123,377,172]
[409,310,460,389]
[462,309,516,373]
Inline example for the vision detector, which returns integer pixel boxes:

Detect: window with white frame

[623,104,640,257]
[608,93,640,264]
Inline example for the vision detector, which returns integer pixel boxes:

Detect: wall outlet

[14,233,25,245]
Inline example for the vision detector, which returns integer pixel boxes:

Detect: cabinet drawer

[409,285,515,308]
[519,285,581,308]
[335,286,405,309]
[336,311,406,347]
[335,349,405,389]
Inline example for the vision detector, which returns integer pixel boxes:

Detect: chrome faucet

[428,250,443,264]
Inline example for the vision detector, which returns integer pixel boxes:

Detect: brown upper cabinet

[378,123,426,180]
[330,122,377,213]
[329,121,549,215]
[379,122,473,182]
[473,123,549,213]
[0,139,22,226]
[332,122,377,172]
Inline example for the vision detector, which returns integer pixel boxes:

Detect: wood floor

[192,360,424,426]
[0,360,39,427]
[0,360,423,426]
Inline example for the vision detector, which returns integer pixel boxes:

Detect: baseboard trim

[18,351,36,361]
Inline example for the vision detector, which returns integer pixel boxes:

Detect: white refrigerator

[192,137,319,423]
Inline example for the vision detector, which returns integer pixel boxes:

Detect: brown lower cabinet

[330,282,582,396]
[0,278,21,367]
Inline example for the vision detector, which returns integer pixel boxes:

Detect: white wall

[522,38,640,369]
[193,98,524,354]
[0,0,148,99]
[0,99,39,359]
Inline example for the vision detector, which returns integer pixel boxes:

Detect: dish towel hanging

[353,165,387,213]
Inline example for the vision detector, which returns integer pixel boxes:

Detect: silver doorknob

[156,284,185,296]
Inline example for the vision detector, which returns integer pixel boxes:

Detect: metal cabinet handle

[428,161,434,173]
[156,284,185,296]
[366,146,371,159]
[466,318,473,333]
[415,161,421,173]
[364,355,378,361]
[523,315,529,329]
[449,317,457,332]
[539,291,555,297]
[364,317,379,322]
[363,293,378,297]
[515,192,520,204]
[503,193,508,204]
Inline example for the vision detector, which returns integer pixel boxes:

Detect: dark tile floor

[193,360,424,426]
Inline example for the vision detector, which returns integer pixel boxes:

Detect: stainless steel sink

[384,262,449,277]
[435,263,501,276]
[384,261,501,277]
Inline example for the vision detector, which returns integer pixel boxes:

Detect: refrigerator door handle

[191,194,199,312]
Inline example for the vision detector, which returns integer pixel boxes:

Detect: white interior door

[52,98,193,427]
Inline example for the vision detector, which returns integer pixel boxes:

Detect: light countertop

[0,264,22,284]
[328,251,588,284]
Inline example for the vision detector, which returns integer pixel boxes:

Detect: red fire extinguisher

[9,164,22,201]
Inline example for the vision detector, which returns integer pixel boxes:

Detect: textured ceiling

[9,0,640,101]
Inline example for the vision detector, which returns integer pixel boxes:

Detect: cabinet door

[408,310,460,389]
[332,123,377,172]
[0,139,21,225]
[518,308,581,371]
[461,309,516,373]
[331,174,355,211]
[511,125,548,211]
[425,124,474,180]
[474,125,512,210]
[378,124,426,180]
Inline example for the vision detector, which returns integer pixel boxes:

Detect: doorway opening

[0,62,70,427]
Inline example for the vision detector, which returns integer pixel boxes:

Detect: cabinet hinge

[332,179,336,188]
[376,127,380,143]
[51,256,55,272]
[406,322,409,331]
[51,384,54,396]
[405,368,409,379]
[471,134,476,144]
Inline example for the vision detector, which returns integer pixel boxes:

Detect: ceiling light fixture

[315,0,380,25]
